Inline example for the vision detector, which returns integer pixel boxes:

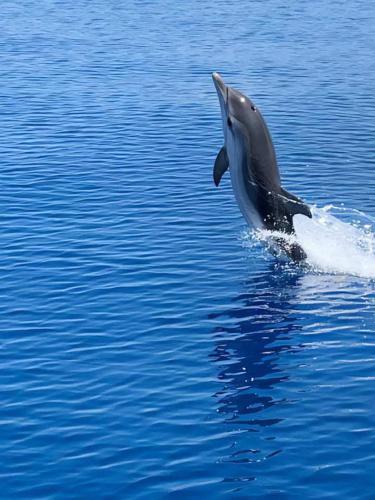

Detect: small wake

[243,205,375,279]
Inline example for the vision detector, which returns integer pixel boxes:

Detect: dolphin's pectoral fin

[213,146,229,187]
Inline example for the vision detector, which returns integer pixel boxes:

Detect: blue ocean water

[1,0,375,497]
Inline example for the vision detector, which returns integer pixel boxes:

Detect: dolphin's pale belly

[229,159,264,230]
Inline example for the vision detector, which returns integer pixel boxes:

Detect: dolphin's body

[212,72,311,261]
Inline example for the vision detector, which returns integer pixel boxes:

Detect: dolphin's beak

[212,72,227,103]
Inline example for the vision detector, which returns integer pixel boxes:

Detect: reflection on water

[210,266,302,421]
[210,265,303,465]
[209,264,375,492]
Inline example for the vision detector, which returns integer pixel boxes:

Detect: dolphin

[212,72,312,261]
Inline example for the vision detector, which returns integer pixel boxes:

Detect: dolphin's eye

[251,105,256,111]
[227,117,232,127]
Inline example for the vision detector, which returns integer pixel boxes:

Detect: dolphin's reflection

[209,264,373,481]
[209,263,304,460]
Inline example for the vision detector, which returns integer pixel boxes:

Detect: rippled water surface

[1,1,375,498]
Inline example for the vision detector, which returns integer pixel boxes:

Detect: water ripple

[0,0,374,498]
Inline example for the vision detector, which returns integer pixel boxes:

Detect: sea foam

[244,205,375,279]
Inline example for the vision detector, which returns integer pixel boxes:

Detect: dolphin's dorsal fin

[257,186,312,233]
[279,188,312,219]
[213,146,229,186]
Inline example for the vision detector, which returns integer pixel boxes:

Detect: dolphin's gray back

[242,106,311,231]
[243,108,280,192]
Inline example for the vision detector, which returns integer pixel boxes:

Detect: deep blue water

[1,0,375,498]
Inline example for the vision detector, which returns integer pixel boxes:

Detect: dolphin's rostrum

[212,72,311,261]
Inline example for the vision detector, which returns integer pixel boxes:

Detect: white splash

[243,205,375,279]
